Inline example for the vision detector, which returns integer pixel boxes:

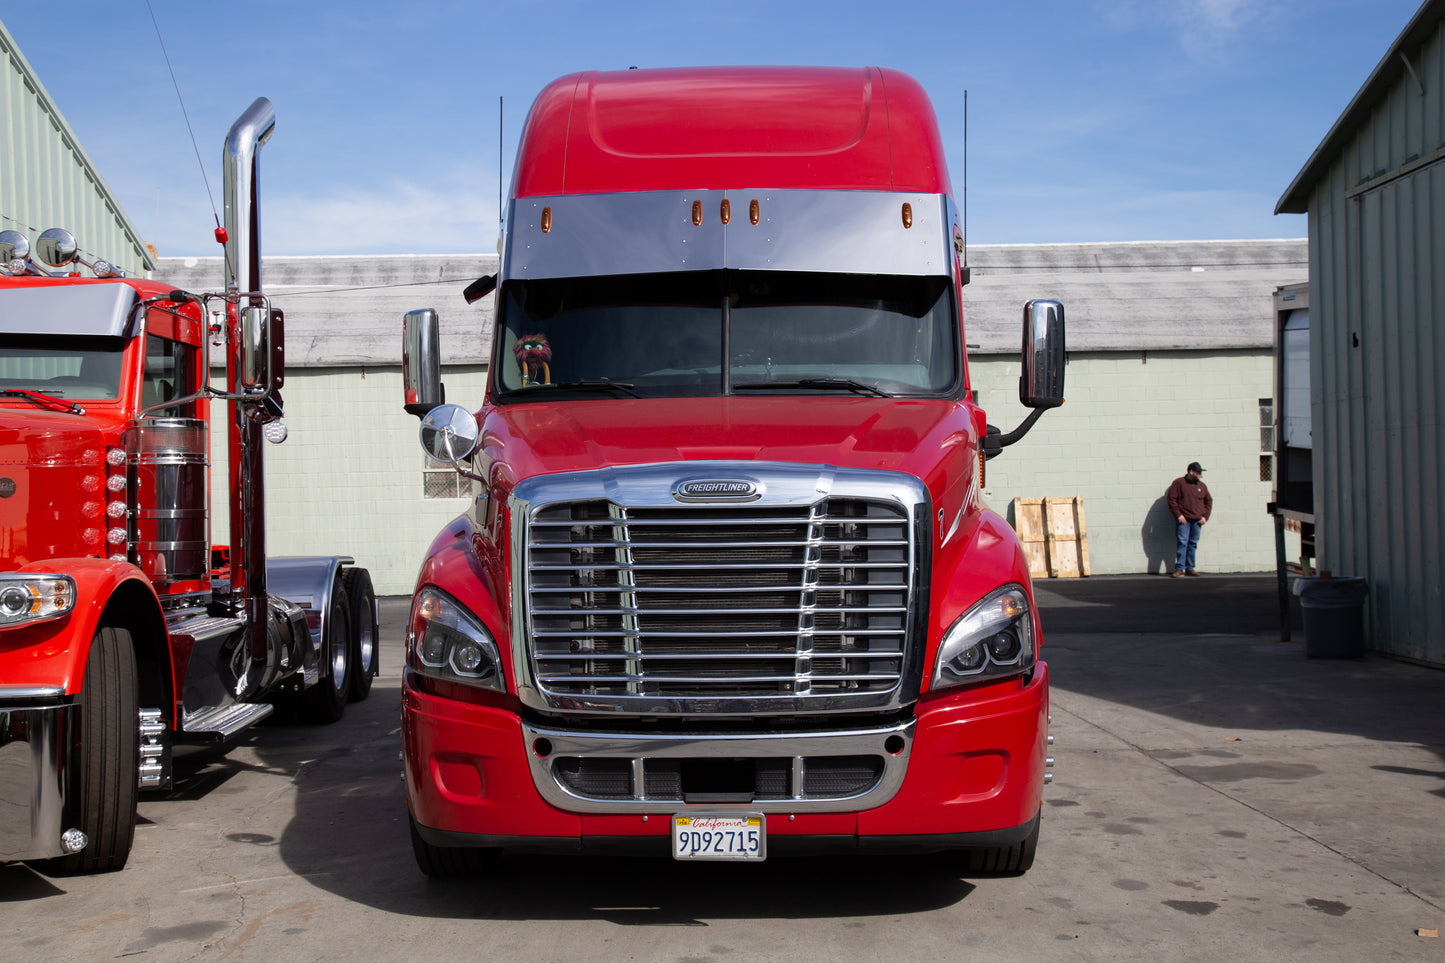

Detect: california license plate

[672,813,766,861]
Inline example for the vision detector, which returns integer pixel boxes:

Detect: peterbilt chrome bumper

[0,694,74,862]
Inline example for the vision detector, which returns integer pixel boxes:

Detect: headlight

[408,587,503,691]
[932,584,1035,689]
[0,575,77,627]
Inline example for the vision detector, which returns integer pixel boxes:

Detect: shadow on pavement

[1036,573,1445,749]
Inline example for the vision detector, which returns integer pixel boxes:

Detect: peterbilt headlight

[932,584,1035,689]
[0,575,77,627]
[407,587,503,691]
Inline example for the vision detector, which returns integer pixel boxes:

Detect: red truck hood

[481,397,976,497]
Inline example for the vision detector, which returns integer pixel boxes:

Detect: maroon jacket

[1168,475,1212,522]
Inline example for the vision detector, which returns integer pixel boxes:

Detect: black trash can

[1293,576,1368,658]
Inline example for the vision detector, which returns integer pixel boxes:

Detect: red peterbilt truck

[400,66,1064,875]
[0,98,377,874]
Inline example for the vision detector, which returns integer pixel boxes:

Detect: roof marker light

[691,200,703,227]
[540,207,552,233]
[720,199,731,225]
[902,203,913,229]
[749,199,760,225]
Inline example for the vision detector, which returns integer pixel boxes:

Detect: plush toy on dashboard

[513,333,552,386]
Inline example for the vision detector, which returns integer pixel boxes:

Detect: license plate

[672,813,766,861]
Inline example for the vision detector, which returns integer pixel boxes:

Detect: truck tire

[341,568,378,702]
[954,815,1039,877]
[40,626,139,874]
[409,815,499,878]
[299,579,351,724]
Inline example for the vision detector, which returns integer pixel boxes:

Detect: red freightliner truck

[0,98,377,873]
[400,66,1064,874]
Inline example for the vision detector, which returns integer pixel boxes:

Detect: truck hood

[0,407,110,567]
[481,397,976,498]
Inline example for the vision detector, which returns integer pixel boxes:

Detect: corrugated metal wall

[1306,12,1445,666]
[0,20,155,277]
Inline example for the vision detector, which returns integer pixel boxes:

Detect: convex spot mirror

[35,228,80,268]
[420,404,480,466]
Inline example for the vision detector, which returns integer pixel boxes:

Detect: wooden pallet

[1011,496,1090,578]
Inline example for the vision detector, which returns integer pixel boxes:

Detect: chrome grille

[520,475,923,714]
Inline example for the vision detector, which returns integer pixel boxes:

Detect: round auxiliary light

[107,501,127,519]
[106,448,126,467]
[106,475,126,492]
[107,527,127,546]
[263,420,288,444]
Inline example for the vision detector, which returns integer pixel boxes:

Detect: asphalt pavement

[2,574,1442,962]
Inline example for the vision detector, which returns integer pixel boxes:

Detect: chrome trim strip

[522,718,914,814]
[0,685,66,700]
[504,190,950,281]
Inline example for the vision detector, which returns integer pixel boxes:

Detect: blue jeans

[1176,520,1201,572]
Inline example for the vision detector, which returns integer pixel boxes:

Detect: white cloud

[261,176,500,256]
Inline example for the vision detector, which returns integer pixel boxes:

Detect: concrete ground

[2,574,1442,961]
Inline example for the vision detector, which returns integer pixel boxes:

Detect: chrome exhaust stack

[221,98,276,691]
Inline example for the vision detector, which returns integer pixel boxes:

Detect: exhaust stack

[221,98,276,686]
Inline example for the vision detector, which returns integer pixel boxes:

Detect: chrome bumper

[522,718,915,814]
[0,696,74,862]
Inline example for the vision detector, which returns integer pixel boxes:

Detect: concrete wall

[973,350,1277,575]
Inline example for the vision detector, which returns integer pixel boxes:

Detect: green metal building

[1,18,155,276]
[1277,0,1445,666]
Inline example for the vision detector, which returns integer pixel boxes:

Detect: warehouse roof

[156,237,1305,367]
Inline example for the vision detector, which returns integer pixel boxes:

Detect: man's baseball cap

[1188,462,1205,473]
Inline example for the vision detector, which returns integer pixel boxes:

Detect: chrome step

[178,702,274,744]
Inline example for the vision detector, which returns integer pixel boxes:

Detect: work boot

[1172,570,1184,578]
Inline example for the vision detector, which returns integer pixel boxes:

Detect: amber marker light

[691,200,703,226]
[720,199,731,225]
[902,202,914,229]
[749,199,760,225]
[541,207,552,233]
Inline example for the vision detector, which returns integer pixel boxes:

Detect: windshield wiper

[511,380,640,398]
[733,378,888,398]
[1,388,84,414]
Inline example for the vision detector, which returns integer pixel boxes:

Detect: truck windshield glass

[494,270,957,400]
[0,336,124,400]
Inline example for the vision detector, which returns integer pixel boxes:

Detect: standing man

[1168,462,1212,578]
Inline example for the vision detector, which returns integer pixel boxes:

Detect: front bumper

[403,662,1049,851]
[0,697,75,862]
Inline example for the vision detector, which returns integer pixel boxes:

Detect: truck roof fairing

[511,66,953,199]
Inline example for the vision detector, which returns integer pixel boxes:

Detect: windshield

[0,335,125,400]
[493,270,958,400]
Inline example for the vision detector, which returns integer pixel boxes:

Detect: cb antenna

[961,88,969,285]
[499,97,504,232]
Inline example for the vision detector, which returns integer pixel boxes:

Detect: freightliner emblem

[673,479,761,502]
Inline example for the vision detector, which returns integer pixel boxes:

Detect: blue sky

[1,1,1426,257]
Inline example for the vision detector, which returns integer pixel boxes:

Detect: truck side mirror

[1019,299,1065,408]
[403,308,445,417]
[983,299,1067,457]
